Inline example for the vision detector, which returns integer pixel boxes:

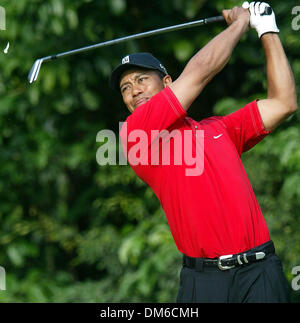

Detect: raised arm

[245,2,297,132]
[257,34,297,132]
[169,6,249,111]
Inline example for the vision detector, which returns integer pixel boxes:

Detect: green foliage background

[0,0,299,302]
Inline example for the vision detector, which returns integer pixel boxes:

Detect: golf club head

[28,58,43,83]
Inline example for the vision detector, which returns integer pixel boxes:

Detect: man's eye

[139,76,147,82]
[121,86,129,93]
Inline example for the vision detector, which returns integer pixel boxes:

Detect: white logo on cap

[122,55,130,64]
[160,64,167,74]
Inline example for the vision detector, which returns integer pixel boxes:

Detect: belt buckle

[218,254,235,270]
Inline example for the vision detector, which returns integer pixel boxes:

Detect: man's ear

[163,75,172,87]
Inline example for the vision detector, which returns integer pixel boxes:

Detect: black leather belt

[183,241,275,271]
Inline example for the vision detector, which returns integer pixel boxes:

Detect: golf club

[28,15,225,83]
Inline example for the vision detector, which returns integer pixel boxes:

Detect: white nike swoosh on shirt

[213,134,223,139]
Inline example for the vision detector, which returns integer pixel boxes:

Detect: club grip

[204,16,225,24]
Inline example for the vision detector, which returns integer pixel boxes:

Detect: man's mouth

[134,98,148,108]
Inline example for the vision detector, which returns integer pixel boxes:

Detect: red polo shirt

[120,86,271,258]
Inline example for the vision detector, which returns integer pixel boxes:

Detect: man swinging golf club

[110,2,297,302]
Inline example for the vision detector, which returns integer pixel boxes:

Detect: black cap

[109,52,168,91]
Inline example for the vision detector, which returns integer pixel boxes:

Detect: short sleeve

[221,100,271,155]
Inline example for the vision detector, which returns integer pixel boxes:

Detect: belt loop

[195,258,204,272]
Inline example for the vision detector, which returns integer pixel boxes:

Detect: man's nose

[132,84,143,96]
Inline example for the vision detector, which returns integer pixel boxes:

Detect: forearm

[261,33,297,111]
[169,6,249,111]
[188,20,248,78]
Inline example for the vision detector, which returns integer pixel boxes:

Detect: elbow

[279,90,298,115]
[287,94,298,114]
[283,102,297,117]
[290,99,298,113]
[290,104,298,114]
[288,86,298,113]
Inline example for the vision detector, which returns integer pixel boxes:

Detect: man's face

[120,68,172,113]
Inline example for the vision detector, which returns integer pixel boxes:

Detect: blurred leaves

[0,0,299,302]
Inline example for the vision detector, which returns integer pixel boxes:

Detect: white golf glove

[242,1,279,38]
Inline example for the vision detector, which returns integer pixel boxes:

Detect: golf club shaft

[42,16,225,62]
[28,15,225,83]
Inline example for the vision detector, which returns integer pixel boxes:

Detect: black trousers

[177,241,290,303]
